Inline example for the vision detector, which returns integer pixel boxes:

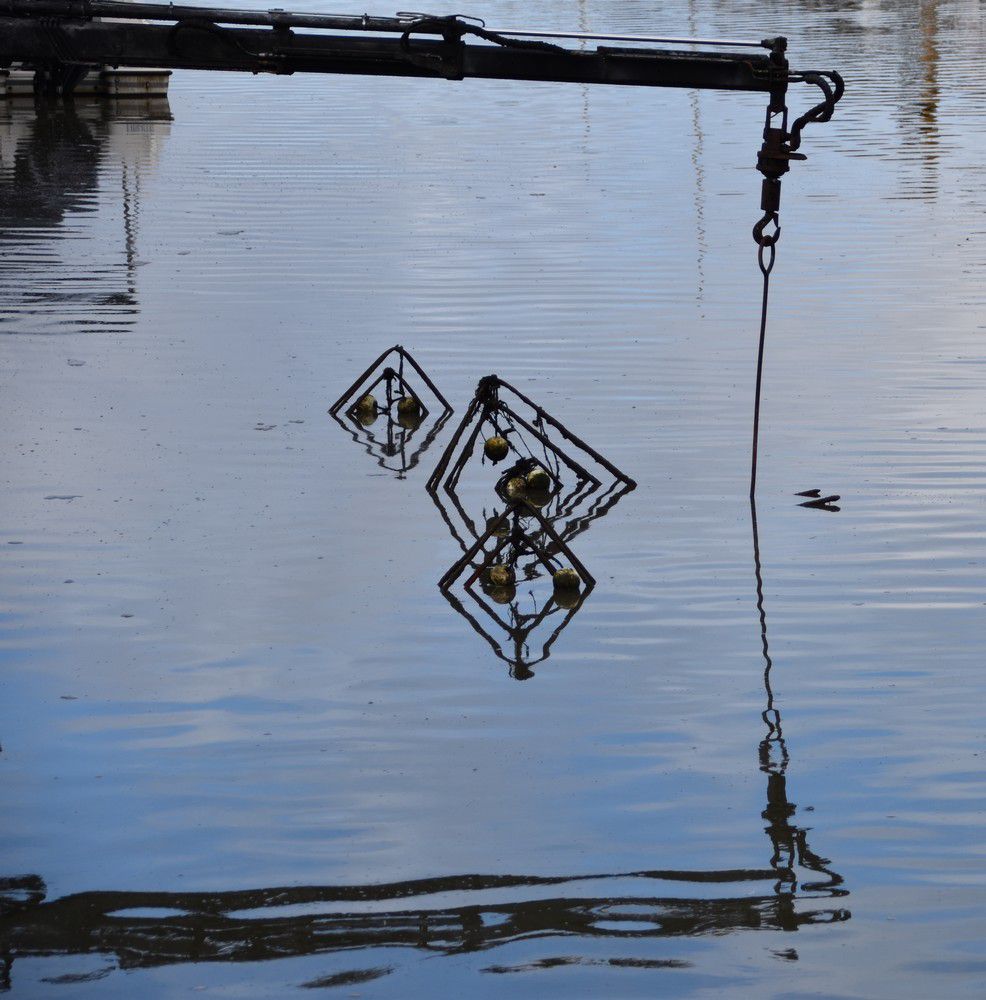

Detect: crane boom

[0,2,788,95]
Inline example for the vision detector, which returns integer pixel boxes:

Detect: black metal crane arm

[0,3,792,95]
[0,2,845,194]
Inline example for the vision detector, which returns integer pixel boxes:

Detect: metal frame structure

[0,863,847,982]
[0,2,842,242]
[428,374,636,550]
[3,3,793,95]
[329,344,452,419]
[438,499,596,679]
[329,345,454,475]
[425,374,634,677]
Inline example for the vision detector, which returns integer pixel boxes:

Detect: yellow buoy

[553,587,581,610]
[488,584,516,605]
[484,436,510,461]
[397,396,421,417]
[355,393,376,415]
[553,568,581,591]
[505,476,527,499]
[488,564,516,587]
[397,410,423,431]
[523,486,552,509]
[526,466,551,492]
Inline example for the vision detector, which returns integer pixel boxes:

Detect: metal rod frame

[328,344,453,475]
[427,375,635,494]
[330,406,452,476]
[437,500,596,676]
[330,344,452,418]
[1,1,792,99]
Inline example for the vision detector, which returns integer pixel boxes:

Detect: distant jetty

[2,2,169,99]
[2,66,170,99]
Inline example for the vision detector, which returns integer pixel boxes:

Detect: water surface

[2,1,985,997]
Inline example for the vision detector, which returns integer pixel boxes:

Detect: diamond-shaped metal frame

[329,344,453,477]
[439,501,596,680]
[427,374,634,551]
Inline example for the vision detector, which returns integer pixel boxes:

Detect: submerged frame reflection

[0,863,847,988]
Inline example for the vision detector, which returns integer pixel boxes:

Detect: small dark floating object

[397,396,420,417]
[799,494,841,511]
[795,488,821,498]
[301,967,393,990]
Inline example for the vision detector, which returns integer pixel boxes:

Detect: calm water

[2,1,985,996]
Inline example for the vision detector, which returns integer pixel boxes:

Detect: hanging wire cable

[749,69,842,498]
[749,241,775,499]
